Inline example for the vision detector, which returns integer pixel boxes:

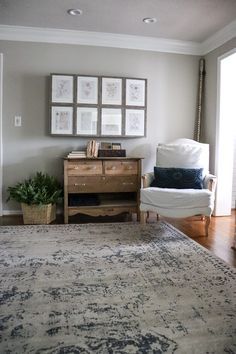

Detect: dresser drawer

[67,161,102,176]
[105,176,138,192]
[104,161,138,175]
[68,176,102,193]
[68,176,138,193]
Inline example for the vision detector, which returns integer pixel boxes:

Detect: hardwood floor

[0,210,235,267]
[164,213,236,268]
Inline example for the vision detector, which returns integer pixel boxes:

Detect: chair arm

[203,174,217,192]
[142,172,154,188]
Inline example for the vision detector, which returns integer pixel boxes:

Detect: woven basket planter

[21,203,56,225]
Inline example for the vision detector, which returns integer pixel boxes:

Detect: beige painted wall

[0,40,199,211]
[203,37,236,172]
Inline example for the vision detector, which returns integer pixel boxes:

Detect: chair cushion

[156,142,209,175]
[140,187,213,210]
[150,167,203,189]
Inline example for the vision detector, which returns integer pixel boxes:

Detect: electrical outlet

[14,116,22,127]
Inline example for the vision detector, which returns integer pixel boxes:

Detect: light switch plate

[14,116,21,127]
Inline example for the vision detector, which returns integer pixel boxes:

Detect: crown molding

[0,21,235,56]
[201,19,236,55]
[0,25,200,55]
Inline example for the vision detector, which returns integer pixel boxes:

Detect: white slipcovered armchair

[140,139,217,236]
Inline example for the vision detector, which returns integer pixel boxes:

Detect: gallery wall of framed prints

[49,74,147,138]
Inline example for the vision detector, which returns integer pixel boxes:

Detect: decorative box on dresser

[63,157,142,223]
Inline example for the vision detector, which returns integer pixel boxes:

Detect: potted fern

[7,172,62,224]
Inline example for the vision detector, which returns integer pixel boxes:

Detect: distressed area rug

[0,222,236,354]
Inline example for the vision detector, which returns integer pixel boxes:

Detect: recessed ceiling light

[67,8,83,16]
[143,17,157,24]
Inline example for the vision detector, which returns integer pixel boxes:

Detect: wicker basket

[21,203,56,224]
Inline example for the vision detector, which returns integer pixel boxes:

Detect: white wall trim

[0,25,201,55]
[201,19,236,55]
[0,22,235,55]
[0,54,3,217]
[2,209,63,216]
[214,48,236,215]
[0,23,235,55]
[215,48,236,175]
[3,209,22,215]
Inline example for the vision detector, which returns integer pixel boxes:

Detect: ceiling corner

[200,19,236,55]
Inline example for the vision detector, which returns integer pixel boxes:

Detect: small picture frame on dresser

[112,143,121,150]
[100,142,112,149]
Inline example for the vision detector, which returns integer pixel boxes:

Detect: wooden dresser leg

[136,210,140,222]
[205,216,211,236]
[64,211,68,224]
[140,211,147,224]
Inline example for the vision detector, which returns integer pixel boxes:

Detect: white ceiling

[0,0,236,42]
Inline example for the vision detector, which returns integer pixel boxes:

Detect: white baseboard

[2,209,22,215]
[2,209,63,216]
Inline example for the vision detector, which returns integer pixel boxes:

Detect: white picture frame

[126,79,146,107]
[51,75,74,103]
[76,107,98,135]
[125,109,145,136]
[77,76,98,104]
[101,108,122,136]
[51,106,73,135]
[102,77,122,105]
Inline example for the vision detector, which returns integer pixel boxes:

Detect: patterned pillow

[150,167,204,189]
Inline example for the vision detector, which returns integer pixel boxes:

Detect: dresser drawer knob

[111,166,116,170]
[73,167,79,170]
[74,183,86,186]
[122,182,134,185]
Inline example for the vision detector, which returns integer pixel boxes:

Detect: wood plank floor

[0,211,235,267]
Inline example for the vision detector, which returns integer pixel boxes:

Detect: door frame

[0,53,3,216]
[215,48,236,215]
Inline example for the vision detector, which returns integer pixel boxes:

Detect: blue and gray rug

[0,222,235,353]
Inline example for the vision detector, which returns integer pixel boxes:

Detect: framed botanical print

[76,107,98,135]
[101,108,122,136]
[51,106,73,135]
[77,76,98,104]
[125,109,145,136]
[51,75,74,103]
[126,79,146,107]
[49,73,147,137]
[102,77,122,105]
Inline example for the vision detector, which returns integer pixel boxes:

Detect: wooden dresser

[63,157,142,223]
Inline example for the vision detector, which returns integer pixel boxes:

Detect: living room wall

[0,40,199,212]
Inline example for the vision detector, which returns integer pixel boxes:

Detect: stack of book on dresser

[87,140,99,158]
[67,150,86,159]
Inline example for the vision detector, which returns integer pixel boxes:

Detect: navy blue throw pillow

[150,167,204,189]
